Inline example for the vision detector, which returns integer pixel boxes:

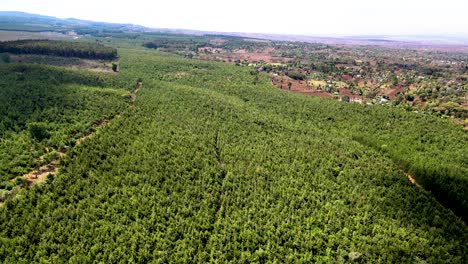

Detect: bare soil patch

[199,47,291,64]
[131,81,142,101]
[236,48,291,63]
[383,86,405,99]
[404,172,427,192]
[272,75,334,98]
[24,163,59,186]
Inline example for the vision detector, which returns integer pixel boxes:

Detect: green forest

[0,64,130,194]
[0,35,467,263]
[0,39,118,59]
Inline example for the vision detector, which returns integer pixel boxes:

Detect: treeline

[0,40,118,60]
[142,35,271,53]
[143,38,208,52]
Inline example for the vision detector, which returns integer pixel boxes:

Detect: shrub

[286,71,305,80]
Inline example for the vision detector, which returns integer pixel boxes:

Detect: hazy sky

[1,0,468,36]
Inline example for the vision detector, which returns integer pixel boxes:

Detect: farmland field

[0,40,467,262]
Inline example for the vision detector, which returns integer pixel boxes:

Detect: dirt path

[404,172,428,193]
[406,171,467,228]
[1,82,142,205]
[131,82,142,101]
[24,162,60,185]
[76,119,110,146]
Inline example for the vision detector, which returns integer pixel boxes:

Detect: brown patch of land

[235,48,291,63]
[199,47,291,63]
[272,75,334,98]
[405,172,427,192]
[383,86,405,99]
[24,163,59,186]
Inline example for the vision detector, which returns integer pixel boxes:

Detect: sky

[1,0,468,36]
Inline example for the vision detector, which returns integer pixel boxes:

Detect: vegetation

[0,64,130,187]
[0,52,10,63]
[286,71,306,80]
[0,39,117,59]
[0,45,466,262]
[0,18,466,262]
[0,11,147,35]
[138,33,467,128]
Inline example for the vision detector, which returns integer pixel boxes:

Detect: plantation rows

[0,40,118,60]
[0,48,466,262]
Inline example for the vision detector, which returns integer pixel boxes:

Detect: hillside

[0,11,147,34]
[0,12,467,262]
[0,43,467,262]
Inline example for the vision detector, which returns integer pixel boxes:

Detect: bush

[286,71,305,80]
[143,42,158,49]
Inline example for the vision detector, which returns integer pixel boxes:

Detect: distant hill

[0,11,56,19]
[0,11,148,34]
[1,11,467,47]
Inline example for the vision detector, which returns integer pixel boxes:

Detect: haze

[1,0,468,36]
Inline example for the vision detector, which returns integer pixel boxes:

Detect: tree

[143,42,158,49]
[112,63,118,72]
[286,72,305,80]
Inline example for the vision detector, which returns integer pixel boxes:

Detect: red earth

[271,75,334,98]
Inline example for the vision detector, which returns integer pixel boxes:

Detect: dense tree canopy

[0,64,129,188]
[0,39,118,60]
[0,41,466,263]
